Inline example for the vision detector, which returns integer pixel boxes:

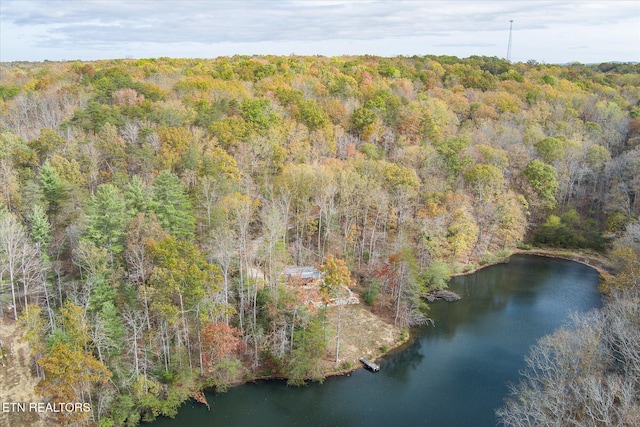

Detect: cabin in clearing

[281,266,359,309]
[281,266,322,286]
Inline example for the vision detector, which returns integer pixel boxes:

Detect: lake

[153,254,602,427]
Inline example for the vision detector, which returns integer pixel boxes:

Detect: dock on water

[359,357,380,372]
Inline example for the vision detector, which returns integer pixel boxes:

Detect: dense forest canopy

[1,55,639,425]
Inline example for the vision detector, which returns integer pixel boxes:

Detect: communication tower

[507,20,514,62]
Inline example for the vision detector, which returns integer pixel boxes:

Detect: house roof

[282,266,322,280]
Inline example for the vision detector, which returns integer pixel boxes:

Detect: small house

[282,266,322,286]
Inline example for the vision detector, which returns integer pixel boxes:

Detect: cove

[153,254,602,427]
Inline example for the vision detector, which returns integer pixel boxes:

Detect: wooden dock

[360,358,380,372]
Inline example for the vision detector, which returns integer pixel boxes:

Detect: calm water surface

[153,255,601,427]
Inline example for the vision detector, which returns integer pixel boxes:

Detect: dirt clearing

[0,319,46,427]
[322,303,405,373]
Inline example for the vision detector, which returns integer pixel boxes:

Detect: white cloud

[1,0,638,63]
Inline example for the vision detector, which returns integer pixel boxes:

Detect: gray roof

[282,266,322,280]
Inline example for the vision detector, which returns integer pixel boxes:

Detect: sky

[1,0,639,64]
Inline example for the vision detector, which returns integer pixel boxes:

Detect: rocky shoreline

[426,289,462,302]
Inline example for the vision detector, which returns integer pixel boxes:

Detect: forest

[0,55,639,426]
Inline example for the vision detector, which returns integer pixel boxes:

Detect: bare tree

[0,212,29,320]
[1,90,85,140]
[19,237,42,313]
[497,289,640,427]
[122,308,146,378]
[207,226,236,325]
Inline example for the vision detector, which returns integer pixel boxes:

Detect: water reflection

[382,338,424,382]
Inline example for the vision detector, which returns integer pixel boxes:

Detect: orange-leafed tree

[201,322,242,391]
[201,321,242,372]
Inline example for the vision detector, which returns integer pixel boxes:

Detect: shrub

[362,279,380,306]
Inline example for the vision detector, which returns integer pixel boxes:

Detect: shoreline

[450,247,613,280]
[196,304,409,401]
[195,326,412,405]
[511,248,612,278]
[193,247,612,405]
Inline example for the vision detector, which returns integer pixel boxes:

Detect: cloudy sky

[1,0,638,64]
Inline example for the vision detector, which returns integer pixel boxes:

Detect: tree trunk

[335,303,343,364]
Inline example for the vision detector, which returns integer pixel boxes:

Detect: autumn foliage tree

[319,254,352,301]
[0,55,638,424]
[201,321,241,370]
[36,302,111,425]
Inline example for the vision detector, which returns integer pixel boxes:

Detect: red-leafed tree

[375,248,428,327]
[200,321,243,391]
[201,321,241,372]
